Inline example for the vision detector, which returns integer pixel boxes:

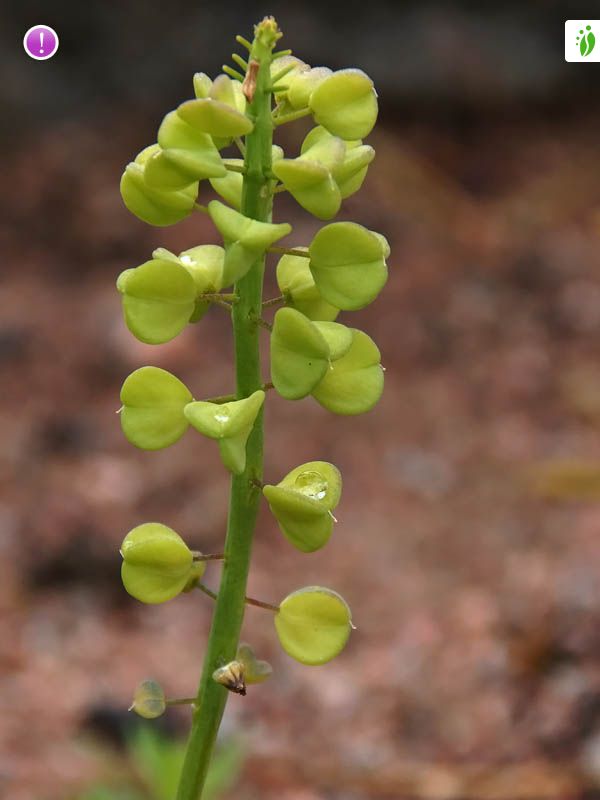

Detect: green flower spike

[274,586,353,665]
[263,461,342,552]
[130,679,166,719]
[120,144,198,227]
[276,252,339,321]
[272,129,345,220]
[184,390,265,475]
[116,259,197,344]
[120,366,193,450]
[309,221,388,310]
[270,307,330,400]
[287,66,333,110]
[121,522,198,604]
[309,69,378,141]
[208,201,292,286]
[143,111,227,191]
[312,329,384,415]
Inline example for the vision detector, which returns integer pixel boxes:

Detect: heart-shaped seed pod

[287,66,332,110]
[120,366,192,450]
[143,112,227,191]
[151,244,225,323]
[209,159,244,210]
[309,69,378,141]
[332,144,375,199]
[130,679,166,718]
[273,159,341,220]
[193,72,212,98]
[270,308,330,400]
[236,643,273,684]
[184,390,265,475]
[121,522,198,604]
[309,221,388,310]
[312,329,384,415]
[276,252,339,322]
[208,74,249,148]
[177,97,253,139]
[274,586,353,665]
[120,144,198,227]
[311,321,354,361]
[263,461,342,552]
[208,201,292,286]
[117,259,197,344]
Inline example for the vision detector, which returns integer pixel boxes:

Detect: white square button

[565,20,600,61]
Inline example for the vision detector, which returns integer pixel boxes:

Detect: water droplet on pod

[294,470,327,500]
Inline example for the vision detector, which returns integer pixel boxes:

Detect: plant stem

[175,22,277,800]
[268,246,310,258]
[196,582,279,612]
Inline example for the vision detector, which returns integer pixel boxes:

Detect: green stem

[175,22,277,800]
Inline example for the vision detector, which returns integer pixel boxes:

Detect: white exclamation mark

[39,30,44,54]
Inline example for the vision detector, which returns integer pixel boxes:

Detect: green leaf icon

[309,221,388,310]
[120,366,193,450]
[120,522,197,604]
[263,461,342,552]
[312,329,384,415]
[274,586,353,665]
[117,259,197,344]
[208,201,292,286]
[120,144,198,227]
[184,390,265,475]
[270,307,330,400]
[309,69,378,141]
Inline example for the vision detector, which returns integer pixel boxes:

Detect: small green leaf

[177,98,253,138]
[312,329,384,415]
[120,522,196,604]
[309,69,378,140]
[119,145,198,227]
[118,259,197,344]
[274,586,353,665]
[263,461,342,552]
[309,221,388,310]
[130,679,166,719]
[184,390,265,474]
[208,201,292,285]
[276,252,339,321]
[270,308,330,400]
[120,366,192,450]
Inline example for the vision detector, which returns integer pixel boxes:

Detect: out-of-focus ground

[1,2,600,799]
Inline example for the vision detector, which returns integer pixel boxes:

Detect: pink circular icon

[23,25,59,61]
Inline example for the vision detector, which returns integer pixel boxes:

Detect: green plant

[117,16,388,799]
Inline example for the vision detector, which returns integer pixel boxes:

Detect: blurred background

[2,1,600,798]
